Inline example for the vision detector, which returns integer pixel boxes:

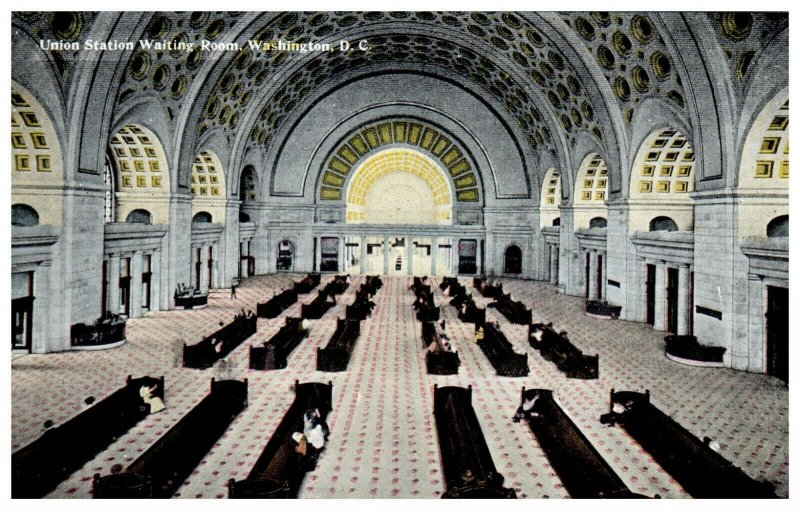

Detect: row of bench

[182,313,258,369]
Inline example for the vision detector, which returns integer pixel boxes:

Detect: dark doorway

[458,239,477,275]
[666,267,679,334]
[12,271,34,352]
[596,254,604,299]
[320,237,339,272]
[142,255,152,311]
[194,248,202,290]
[504,245,522,274]
[207,247,214,289]
[247,257,255,276]
[766,286,789,384]
[584,252,591,298]
[277,240,294,271]
[120,258,131,317]
[646,264,656,325]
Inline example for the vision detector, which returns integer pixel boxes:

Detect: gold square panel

[660,166,674,176]
[674,181,688,193]
[35,155,51,172]
[677,165,692,176]
[122,176,133,187]
[642,165,655,176]
[755,161,774,178]
[136,176,147,187]
[14,154,30,171]
[638,181,653,193]
[760,137,781,154]
[656,181,670,193]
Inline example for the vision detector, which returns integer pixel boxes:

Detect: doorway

[666,267,679,334]
[504,245,522,275]
[458,239,477,275]
[766,286,789,384]
[320,237,339,272]
[277,240,295,271]
[645,264,656,325]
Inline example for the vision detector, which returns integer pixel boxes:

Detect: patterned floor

[10,275,789,499]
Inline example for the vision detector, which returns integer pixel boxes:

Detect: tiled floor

[11,275,788,499]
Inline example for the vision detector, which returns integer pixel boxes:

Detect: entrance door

[584,252,591,298]
[458,239,477,275]
[645,264,656,325]
[388,237,406,276]
[12,297,33,351]
[320,237,339,272]
[596,254,604,299]
[766,286,789,384]
[666,267,679,334]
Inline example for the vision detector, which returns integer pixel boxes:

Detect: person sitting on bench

[139,383,165,414]
[600,400,632,427]
[303,408,329,461]
[473,325,484,345]
[530,325,544,343]
[512,393,540,422]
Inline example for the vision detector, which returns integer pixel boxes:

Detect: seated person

[530,326,544,343]
[473,326,484,345]
[139,383,165,414]
[512,393,540,422]
[303,408,330,451]
[600,400,633,427]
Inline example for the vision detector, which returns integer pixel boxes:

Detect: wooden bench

[183,314,258,369]
[92,378,248,498]
[317,319,361,372]
[345,289,375,321]
[250,317,308,370]
[228,381,333,498]
[516,388,644,498]
[300,290,336,319]
[413,287,440,322]
[440,277,467,299]
[324,275,350,295]
[488,293,532,325]
[293,273,320,294]
[361,275,383,296]
[421,321,460,375]
[12,375,164,498]
[433,385,516,498]
[603,389,776,498]
[473,278,503,298]
[257,288,298,318]
[479,323,529,376]
[529,323,599,379]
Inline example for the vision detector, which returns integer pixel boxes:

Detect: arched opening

[628,128,696,232]
[11,204,39,227]
[239,212,251,223]
[552,217,561,226]
[239,165,256,223]
[192,211,212,223]
[589,217,607,229]
[277,240,295,271]
[345,148,453,225]
[767,215,788,238]
[649,216,678,232]
[504,244,522,274]
[573,154,608,229]
[125,209,152,224]
[539,168,561,228]
[108,124,170,224]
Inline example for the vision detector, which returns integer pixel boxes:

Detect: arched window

[767,215,789,238]
[192,211,212,223]
[239,211,251,223]
[125,209,152,224]
[552,217,561,227]
[589,217,607,229]
[104,152,115,223]
[11,204,39,227]
[649,216,678,232]
[504,244,523,274]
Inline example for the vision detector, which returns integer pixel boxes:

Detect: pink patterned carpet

[11,275,788,499]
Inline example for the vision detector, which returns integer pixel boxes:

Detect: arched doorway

[504,245,522,274]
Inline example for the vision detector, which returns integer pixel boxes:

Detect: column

[431,237,438,276]
[600,253,607,301]
[108,254,121,315]
[359,236,367,275]
[129,251,143,319]
[406,236,413,275]
[587,251,599,300]
[150,249,161,312]
[383,237,389,275]
[677,264,691,336]
[549,245,559,285]
[199,244,209,292]
[653,261,666,331]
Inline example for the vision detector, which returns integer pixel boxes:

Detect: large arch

[190,150,228,223]
[572,153,609,230]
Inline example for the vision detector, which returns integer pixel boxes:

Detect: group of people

[174,283,200,297]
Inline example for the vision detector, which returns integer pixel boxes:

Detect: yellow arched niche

[346,148,452,225]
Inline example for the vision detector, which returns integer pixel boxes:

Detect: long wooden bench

[12,375,164,498]
[361,275,383,296]
[603,389,776,498]
[529,323,599,379]
[473,277,503,298]
[92,378,248,498]
[345,289,375,321]
[250,317,308,370]
[317,318,361,372]
[516,388,644,498]
[300,290,336,319]
[413,286,440,322]
[440,277,467,299]
[183,314,257,369]
[257,288,298,318]
[228,381,333,498]
[479,323,529,377]
[488,293,532,325]
[324,275,350,295]
[293,273,321,294]
[433,385,516,498]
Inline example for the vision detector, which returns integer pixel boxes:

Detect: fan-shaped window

[504,244,522,274]
[192,211,212,223]
[552,217,561,227]
[125,209,152,224]
[239,211,251,223]
[767,215,788,238]
[649,216,678,232]
[11,204,39,227]
[589,217,607,229]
